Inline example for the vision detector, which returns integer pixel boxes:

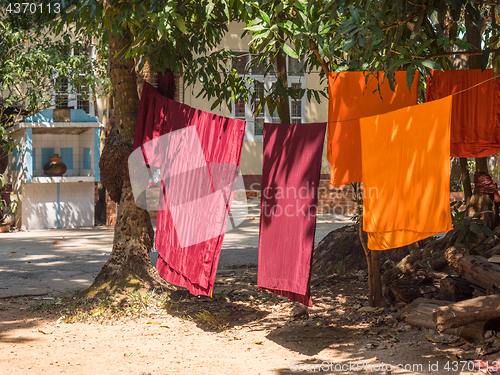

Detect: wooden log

[439,276,475,302]
[385,274,439,303]
[445,247,500,293]
[434,294,500,332]
[479,242,500,259]
[393,297,450,321]
[404,300,486,341]
[406,303,444,330]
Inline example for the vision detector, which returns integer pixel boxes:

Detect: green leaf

[210,97,223,110]
[388,58,410,71]
[481,48,490,71]
[415,39,435,55]
[469,222,481,236]
[174,17,187,34]
[282,43,299,59]
[479,224,497,239]
[456,228,468,245]
[420,59,442,71]
[367,24,383,40]
[259,10,271,25]
[406,64,416,91]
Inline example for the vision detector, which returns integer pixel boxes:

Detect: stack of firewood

[390,246,500,354]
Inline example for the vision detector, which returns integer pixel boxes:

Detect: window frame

[50,44,95,116]
[230,50,307,142]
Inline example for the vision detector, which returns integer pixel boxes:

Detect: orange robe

[359,96,453,250]
[426,69,500,158]
[328,71,419,186]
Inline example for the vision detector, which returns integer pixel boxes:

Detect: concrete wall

[19,181,94,230]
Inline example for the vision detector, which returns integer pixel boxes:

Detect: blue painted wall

[83,148,91,170]
[60,148,73,169]
[94,128,100,182]
[41,148,55,168]
[26,128,32,183]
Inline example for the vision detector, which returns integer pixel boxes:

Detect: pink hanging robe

[133,82,245,296]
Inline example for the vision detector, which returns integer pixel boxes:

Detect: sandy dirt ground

[0,267,494,375]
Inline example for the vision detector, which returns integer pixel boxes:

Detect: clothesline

[240,74,498,124]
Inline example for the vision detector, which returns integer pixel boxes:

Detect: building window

[51,43,95,116]
[76,84,90,114]
[290,82,302,124]
[230,51,306,141]
[54,76,69,109]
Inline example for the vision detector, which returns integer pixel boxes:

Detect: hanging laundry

[258,122,327,306]
[359,96,453,250]
[133,82,245,296]
[133,71,176,162]
[328,71,419,186]
[474,172,500,205]
[426,69,500,158]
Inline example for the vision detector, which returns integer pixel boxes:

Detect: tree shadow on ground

[0,297,57,344]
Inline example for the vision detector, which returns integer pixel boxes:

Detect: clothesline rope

[239,74,498,124]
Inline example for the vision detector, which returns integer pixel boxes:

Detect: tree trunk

[371,249,382,306]
[276,29,290,124]
[464,5,496,229]
[459,158,472,204]
[89,26,166,294]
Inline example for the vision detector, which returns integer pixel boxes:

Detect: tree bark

[371,249,382,306]
[360,215,374,306]
[459,158,472,205]
[89,24,166,294]
[439,276,475,302]
[276,29,290,124]
[434,294,500,332]
[463,5,495,228]
[445,247,500,293]
[406,302,446,330]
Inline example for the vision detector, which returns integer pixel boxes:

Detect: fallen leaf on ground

[160,325,170,328]
[38,329,52,335]
[358,306,377,313]
[147,322,160,324]
[425,334,441,343]
[448,339,466,347]
[252,341,263,345]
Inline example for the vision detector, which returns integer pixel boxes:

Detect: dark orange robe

[328,71,419,186]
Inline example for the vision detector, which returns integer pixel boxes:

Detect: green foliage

[49,0,500,127]
[451,211,498,249]
[0,11,108,220]
[194,309,229,330]
[450,200,465,225]
[0,14,108,129]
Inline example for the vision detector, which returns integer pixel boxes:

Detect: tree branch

[391,47,498,59]
[310,39,329,76]
[382,7,427,31]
